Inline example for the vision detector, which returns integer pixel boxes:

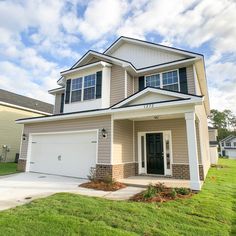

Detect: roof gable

[104,37,202,69]
[112,87,203,109]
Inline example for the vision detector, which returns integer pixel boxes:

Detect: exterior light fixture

[22,134,27,140]
[101,128,108,138]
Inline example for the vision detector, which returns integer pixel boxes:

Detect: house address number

[144,104,154,108]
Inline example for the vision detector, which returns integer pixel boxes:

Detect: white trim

[61,61,112,76]
[185,112,201,190]
[25,129,99,173]
[124,70,128,98]
[48,87,64,94]
[0,101,52,115]
[137,130,173,176]
[112,87,203,109]
[133,120,135,162]
[16,98,202,124]
[110,115,114,164]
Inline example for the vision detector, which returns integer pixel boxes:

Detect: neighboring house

[220,135,236,158]
[0,89,53,162]
[208,127,218,164]
[16,36,212,190]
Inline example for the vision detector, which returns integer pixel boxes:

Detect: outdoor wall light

[22,134,27,140]
[101,128,108,138]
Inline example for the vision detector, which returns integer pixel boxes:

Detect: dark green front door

[146,133,164,175]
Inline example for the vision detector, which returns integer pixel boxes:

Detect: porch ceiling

[129,113,185,121]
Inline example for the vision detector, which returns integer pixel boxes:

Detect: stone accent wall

[172,164,204,180]
[96,163,138,180]
[17,159,26,172]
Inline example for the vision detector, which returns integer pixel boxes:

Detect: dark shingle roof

[0,89,54,114]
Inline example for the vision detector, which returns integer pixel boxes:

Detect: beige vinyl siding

[113,120,133,163]
[110,65,125,105]
[195,104,211,176]
[20,115,111,164]
[54,93,63,114]
[127,72,133,97]
[134,118,201,164]
[0,105,42,162]
[196,121,202,163]
[186,65,195,94]
[134,77,139,93]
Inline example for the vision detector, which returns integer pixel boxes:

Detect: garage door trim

[25,129,99,172]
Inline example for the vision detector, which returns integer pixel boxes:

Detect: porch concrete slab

[118,176,194,188]
[104,187,145,200]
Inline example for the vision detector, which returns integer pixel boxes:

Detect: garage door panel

[29,131,97,178]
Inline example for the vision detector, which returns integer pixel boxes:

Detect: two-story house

[16,37,211,190]
[220,135,236,158]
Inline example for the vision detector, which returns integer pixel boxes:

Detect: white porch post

[185,112,201,190]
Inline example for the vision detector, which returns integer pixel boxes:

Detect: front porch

[118,175,204,189]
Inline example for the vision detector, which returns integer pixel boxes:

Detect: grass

[0,162,18,176]
[0,159,235,236]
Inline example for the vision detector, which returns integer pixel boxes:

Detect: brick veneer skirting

[172,164,204,180]
[96,163,138,180]
[17,159,26,172]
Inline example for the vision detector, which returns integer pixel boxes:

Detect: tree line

[209,109,236,141]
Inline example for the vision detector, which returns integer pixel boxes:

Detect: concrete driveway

[0,172,143,211]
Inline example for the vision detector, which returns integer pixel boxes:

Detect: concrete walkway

[0,173,144,211]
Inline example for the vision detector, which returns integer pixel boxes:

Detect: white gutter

[16,97,203,124]
[48,87,65,95]
[61,61,112,76]
[0,101,52,115]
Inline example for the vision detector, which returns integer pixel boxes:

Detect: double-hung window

[83,74,96,100]
[71,77,82,102]
[146,74,160,87]
[145,69,179,92]
[162,70,179,91]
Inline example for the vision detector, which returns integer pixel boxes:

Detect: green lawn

[0,162,18,176]
[0,159,235,236]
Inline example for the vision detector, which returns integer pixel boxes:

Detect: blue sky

[0,0,235,113]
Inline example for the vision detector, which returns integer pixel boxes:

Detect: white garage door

[226,150,236,159]
[28,131,97,178]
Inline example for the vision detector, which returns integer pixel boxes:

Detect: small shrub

[103,174,115,185]
[143,184,157,199]
[175,187,190,195]
[170,189,177,199]
[87,167,97,182]
[155,183,166,192]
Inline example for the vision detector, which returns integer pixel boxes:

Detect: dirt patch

[211,164,229,169]
[130,183,194,203]
[79,181,126,191]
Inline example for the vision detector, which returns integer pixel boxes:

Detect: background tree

[209,109,236,140]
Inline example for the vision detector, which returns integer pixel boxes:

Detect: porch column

[185,112,201,190]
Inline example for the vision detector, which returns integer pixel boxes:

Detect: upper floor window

[145,69,179,92]
[146,74,160,87]
[71,77,82,102]
[234,142,236,147]
[162,70,179,91]
[84,74,96,100]
[226,142,231,147]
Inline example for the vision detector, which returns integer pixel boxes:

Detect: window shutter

[60,93,64,113]
[96,71,102,99]
[65,79,71,104]
[139,76,145,91]
[179,68,188,93]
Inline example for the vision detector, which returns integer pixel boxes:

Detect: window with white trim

[83,74,96,100]
[71,77,82,102]
[226,142,231,147]
[145,69,179,92]
[162,70,179,91]
[146,74,160,87]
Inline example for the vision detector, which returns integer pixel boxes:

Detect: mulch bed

[130,185,194,203]
[79,181,126,191]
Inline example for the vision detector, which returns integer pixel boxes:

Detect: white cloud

[78,0,128,41]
